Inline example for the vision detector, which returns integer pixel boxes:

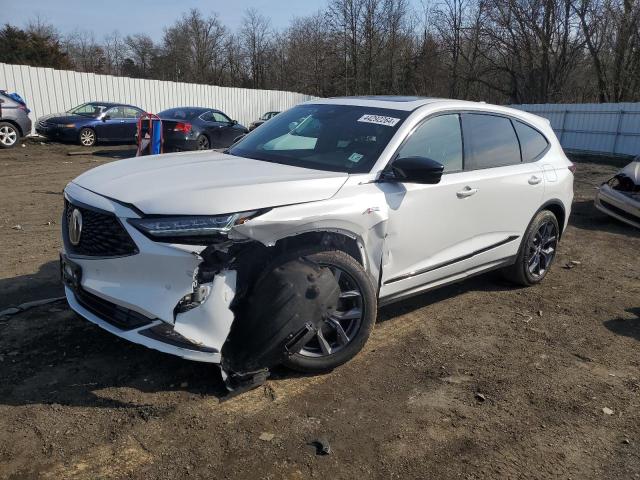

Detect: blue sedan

[36,102,145,146]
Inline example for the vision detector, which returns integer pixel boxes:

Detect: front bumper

[594,185,640,229]
[62,182,238,362]
[36,124,77,141]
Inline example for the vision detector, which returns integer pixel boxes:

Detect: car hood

[71,150,349,215]
[619,160,640,183]
[40,113,94,124]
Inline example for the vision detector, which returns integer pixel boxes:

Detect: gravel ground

[0,140,638,479]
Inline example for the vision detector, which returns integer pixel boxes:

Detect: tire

[196,134,210,150]
[79,128,96,147]
[266,248,377,373]
[502,210,560,286]
[0,122,20,149]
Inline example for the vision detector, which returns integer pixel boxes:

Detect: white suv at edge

[60,96,574,389]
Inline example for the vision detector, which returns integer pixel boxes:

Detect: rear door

[122,107,143,143]
[456,113,546,268]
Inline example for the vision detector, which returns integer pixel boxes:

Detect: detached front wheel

[281,249,377,373]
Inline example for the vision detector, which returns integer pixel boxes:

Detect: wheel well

[0,119,23,136]
[273,231,363,266]
[541,201,566,236]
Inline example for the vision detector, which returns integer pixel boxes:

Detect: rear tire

[502,210,559,286]
[196,134,210,150]
[0,122,20,149]
[263,248,377,373]
[79,128,96,147]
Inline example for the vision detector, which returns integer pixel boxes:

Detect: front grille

[74,286,153,331]
[600,199,639,223]
[63,199,138,257]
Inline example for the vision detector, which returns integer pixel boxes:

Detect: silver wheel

[298,265,364,358]
[0,125,18,147]
[79,128,96,147]
[526,220,557,278]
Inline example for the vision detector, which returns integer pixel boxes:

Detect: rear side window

[461,114,521,169]
[123,107,142,119]
[514,121,548,162]
[106,106,126,118]
[396,114,463,172]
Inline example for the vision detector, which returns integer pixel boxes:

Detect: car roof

[305,96,550,129]
[86,101,140,109]
[160,106,224,114]
[307,96,488,111]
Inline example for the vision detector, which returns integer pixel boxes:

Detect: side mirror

[102,115,110,122]
[389,156,444,184]
[231,119,238,125]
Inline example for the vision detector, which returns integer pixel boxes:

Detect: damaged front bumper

[62,184,238,363]
[595,184,640,229]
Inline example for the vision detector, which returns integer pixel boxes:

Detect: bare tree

[103,31,127,76]
[63,30,106,73]
[241,8,272,88]
[124,33,156,77]
[6,2,640,103]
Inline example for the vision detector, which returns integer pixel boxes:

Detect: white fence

[0,63,317,135]
[512,102,640,157]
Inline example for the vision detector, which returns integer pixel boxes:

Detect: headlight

[129,211,260,244]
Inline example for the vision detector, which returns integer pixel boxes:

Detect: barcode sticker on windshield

[358,114,401,127]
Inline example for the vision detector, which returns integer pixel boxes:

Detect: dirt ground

[0,139,638,480]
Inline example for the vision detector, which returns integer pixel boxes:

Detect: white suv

[61,97,574,389]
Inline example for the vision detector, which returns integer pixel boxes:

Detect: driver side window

[397,114,463,173]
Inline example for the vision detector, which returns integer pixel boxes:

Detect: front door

[379,113,480,299]
[210,111,238,147]
[95,106,128,141]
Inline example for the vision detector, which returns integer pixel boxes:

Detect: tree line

[1,0,639,104]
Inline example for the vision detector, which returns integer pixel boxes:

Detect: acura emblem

[69,208,83,246]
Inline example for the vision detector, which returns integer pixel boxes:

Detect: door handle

[528,175,542,185]
[456,186,478,198]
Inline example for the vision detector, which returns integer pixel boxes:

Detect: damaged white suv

[61,96,574,390]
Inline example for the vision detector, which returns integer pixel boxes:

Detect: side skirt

[378,256,516,307]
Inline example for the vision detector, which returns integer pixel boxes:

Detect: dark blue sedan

[36,102,145,146]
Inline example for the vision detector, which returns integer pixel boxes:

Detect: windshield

[229,104,408,173]
[68,103,108,117]
[159,108,206,120]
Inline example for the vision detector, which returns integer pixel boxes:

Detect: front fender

[231,190,390,288]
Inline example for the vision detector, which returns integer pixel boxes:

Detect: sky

[1,0,331,40]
